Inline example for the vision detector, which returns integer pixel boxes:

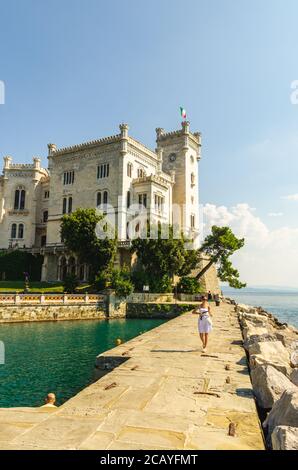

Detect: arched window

[103,191,108,204]
[68,256,76,276]
[68,197,72,214]
[97,192,102,206]
[18,224,24,239]
[62,197,67,214]
[43,211,48,223]
[79,265,85,280]
[137,168,145,178]
[127,163,132,178]
[127,191,131,208]
[59,257,67,281]
[20,190,26,210]
[11,224,17,239]
[14,187,26,210]
[191,173,195,185]
[14,190,19,210]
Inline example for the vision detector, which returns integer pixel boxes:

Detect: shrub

[111,269,133,298]
[94,270,111,291]
[131,270,173,294]
[176,276,203,294]
[63,274,79,293]
[0,251,43,281]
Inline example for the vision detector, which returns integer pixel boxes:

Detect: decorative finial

[181,121,190,133]
[119,123,129,136]
[156,128,165,139]
[47,143,57,156]
[3,156,12,169]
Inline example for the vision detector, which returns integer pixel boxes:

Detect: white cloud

[282,194,298,201]
[268,212,283,217]
[202,203,298,288]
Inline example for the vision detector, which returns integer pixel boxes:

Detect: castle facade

[0,121,201,282]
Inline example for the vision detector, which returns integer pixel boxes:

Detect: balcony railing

[0,293,105,305]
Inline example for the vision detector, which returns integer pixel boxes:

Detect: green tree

[131,223,199,292]
[63,274,79,293]
[60,208,117,280]
[196,226,246,289]
[177,276,203,294]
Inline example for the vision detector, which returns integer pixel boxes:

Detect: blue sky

[1,0,298,286]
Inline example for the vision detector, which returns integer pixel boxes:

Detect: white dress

[198,307,213,334]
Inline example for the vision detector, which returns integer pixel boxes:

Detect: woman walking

[193,296,213,352]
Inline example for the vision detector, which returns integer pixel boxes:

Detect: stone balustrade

[0,293,105,305]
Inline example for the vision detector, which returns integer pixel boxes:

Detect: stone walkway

[0,303,265,450]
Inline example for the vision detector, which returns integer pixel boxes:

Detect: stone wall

[198,255,221,295]
[230,299,298,450]
[126,303,194,319]
[127,293,175,303]
[0,304,106,323]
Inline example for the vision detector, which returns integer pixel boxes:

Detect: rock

[249,341,291,376]
[263,390,298,439]
[271,426,298,450]
[290,369,298,386]
[242,324,270,342]
[236,304,258,314]
[272,425,298,450]
[290,350,298,368]
[239,313,269,327]
[251,365,297,409]
[244,333,278,352]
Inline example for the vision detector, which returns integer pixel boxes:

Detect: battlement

[156,121,201,149]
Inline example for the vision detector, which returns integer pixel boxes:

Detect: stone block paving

[0,303,265,450]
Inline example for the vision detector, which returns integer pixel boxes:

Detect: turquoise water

[0,318,164,408]
[222,287,298,328]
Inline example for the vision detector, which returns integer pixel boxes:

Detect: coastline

[224,296,298,450]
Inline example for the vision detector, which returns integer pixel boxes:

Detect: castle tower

[156,121,201,247]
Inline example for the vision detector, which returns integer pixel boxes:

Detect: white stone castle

[0,122,201,281]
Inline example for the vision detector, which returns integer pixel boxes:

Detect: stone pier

[0,302,265,450]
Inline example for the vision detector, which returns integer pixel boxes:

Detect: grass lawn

[0,281,93,293]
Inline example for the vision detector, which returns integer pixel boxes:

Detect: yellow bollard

[115,338,122,346]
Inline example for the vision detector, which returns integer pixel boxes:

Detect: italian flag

[180,107,187,119]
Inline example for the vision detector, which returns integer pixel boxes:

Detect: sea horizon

[222,285,298,328]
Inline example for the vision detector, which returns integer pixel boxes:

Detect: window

[11,224,17,239]
[97,164,110,179]
[138,193,147,208]
[18,224,24,239]
[62,197,72,214]
[127,191,131,208]
[41,235,47,247]
[43,211,48,223]
[154,194,164,213]
[20,190,25,210]
[68,197,72,214]
[191,196,194,204]
[44,190,50,199]
[62,197,67,214]
[191,214,195,229]
[63,171,74,185]
[191,173,195,185]
[137,168,145,178]
[96,191,108,207]
[127,163,132,178]
[14,188,26,210]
